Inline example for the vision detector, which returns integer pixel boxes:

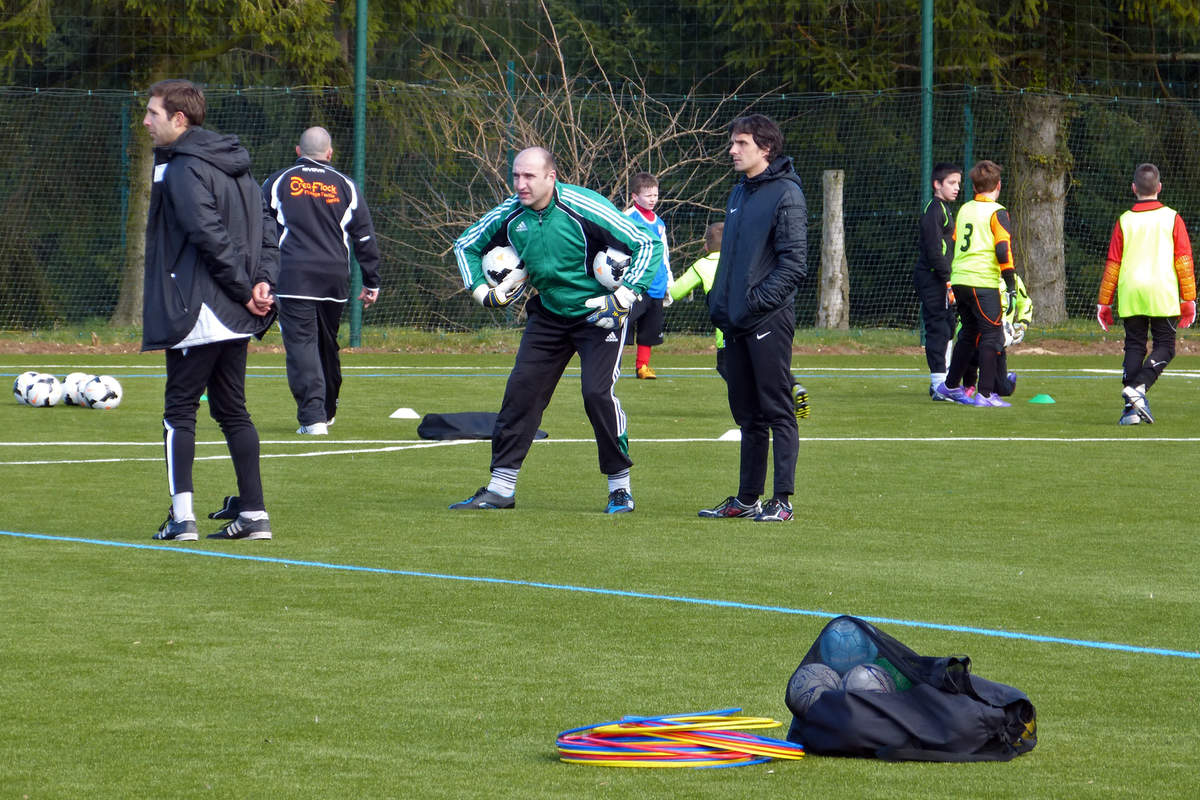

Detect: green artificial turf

[2,348,1198,798]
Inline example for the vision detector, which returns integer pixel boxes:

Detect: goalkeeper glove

[1011,321,1027,344]
[946,283,955,307]
[1003,320,1015,347]
[1096,303,1113,331]
[473,281,527,309]
[584,285,637,330]
[1181,300,1196,329]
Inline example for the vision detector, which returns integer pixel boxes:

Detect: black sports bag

[785,615,1037,762]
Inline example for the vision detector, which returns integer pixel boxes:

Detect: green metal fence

[3,84,1199,334]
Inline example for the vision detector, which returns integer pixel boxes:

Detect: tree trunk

[111,115,153,327]
[1008,94,1070,324]
[817,169,850,329]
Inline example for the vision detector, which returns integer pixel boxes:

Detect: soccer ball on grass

[24,373,64,407]
[62,372,93,406]
[12,370,39,405]
[81,375,123,409]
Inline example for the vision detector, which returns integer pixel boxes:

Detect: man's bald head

[512,147,558,210]
[298,127,333,160]
[516,147,556,173]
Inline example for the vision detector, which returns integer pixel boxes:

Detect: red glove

[1096,304,1114,332]
[1181,300,1196,329]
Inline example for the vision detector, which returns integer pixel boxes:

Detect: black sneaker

[606,488,635,513]
[153,509,198,542]
[208,514,272,540]
[792,383,810,418]
[449,487,515,510]
[698,496,761,518]
[755,498,794,522]
[208,495,241,520]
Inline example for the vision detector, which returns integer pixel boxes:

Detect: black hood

[744,155,803,191]
[161,126,251,178]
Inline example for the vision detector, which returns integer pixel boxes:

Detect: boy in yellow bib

[1096,163,1196,424]
[934,160,1018,407]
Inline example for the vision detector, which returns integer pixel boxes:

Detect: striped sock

[487,468,518,498]
[607,469,631,493]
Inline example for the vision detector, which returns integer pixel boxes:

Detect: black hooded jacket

[708,155,808,336]
[142,126,279,351]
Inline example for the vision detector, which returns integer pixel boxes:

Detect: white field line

[13,363,1200,377]
[0,438,481,466]
[5,434,1200,466]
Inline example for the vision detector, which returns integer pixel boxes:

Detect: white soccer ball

[62,372,92,406]
[12,370,39,405]
[81,374,123,409]
[592,247,632,290]
[482,245,527,289]
[24,373,64,407]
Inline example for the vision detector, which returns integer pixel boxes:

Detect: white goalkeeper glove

[584,285,637,330]
[472,280,527,309]
[1011,322,1027,344]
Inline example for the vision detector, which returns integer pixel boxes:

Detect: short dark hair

[1133,163,1160,196]
[729,114,784,161]
[629,172,658,195]
[932,162,962,186]
[149,79,206,127]
[704,222,724,252]
[969,160,1002,193]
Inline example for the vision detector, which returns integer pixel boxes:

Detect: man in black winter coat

[701,114,808,523]
[142,79,279,542]
[262,126,382,435]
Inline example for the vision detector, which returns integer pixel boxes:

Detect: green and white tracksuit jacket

[454,182,662,318]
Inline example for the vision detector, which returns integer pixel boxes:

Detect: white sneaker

[297,422,329,435]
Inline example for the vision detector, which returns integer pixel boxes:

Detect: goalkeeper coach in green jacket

[450,147,662,513]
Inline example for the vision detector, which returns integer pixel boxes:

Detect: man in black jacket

[262,127,382,435]
[702,114,808,523]
[142,79,279,542]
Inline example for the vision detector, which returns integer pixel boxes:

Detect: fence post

[817,169,850,329]
[348,0,368,347]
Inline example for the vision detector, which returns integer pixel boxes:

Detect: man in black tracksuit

[914,162,962,399]
[142,79,279,542]
[704,114,808,523]
[262,127,382,435]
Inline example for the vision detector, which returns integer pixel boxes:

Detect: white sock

[241,510,269,521]
[171,492,194,521]
[487,468,518,498]
[931,372,946,388]
[607,469,631,493]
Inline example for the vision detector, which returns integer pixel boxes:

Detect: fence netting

[3,85,1200,334]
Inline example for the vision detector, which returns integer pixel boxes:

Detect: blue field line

[3,529,1196,661]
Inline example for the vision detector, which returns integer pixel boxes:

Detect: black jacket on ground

[142,126,279,351]
[261,157,381,302]
[708,156,808,336]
